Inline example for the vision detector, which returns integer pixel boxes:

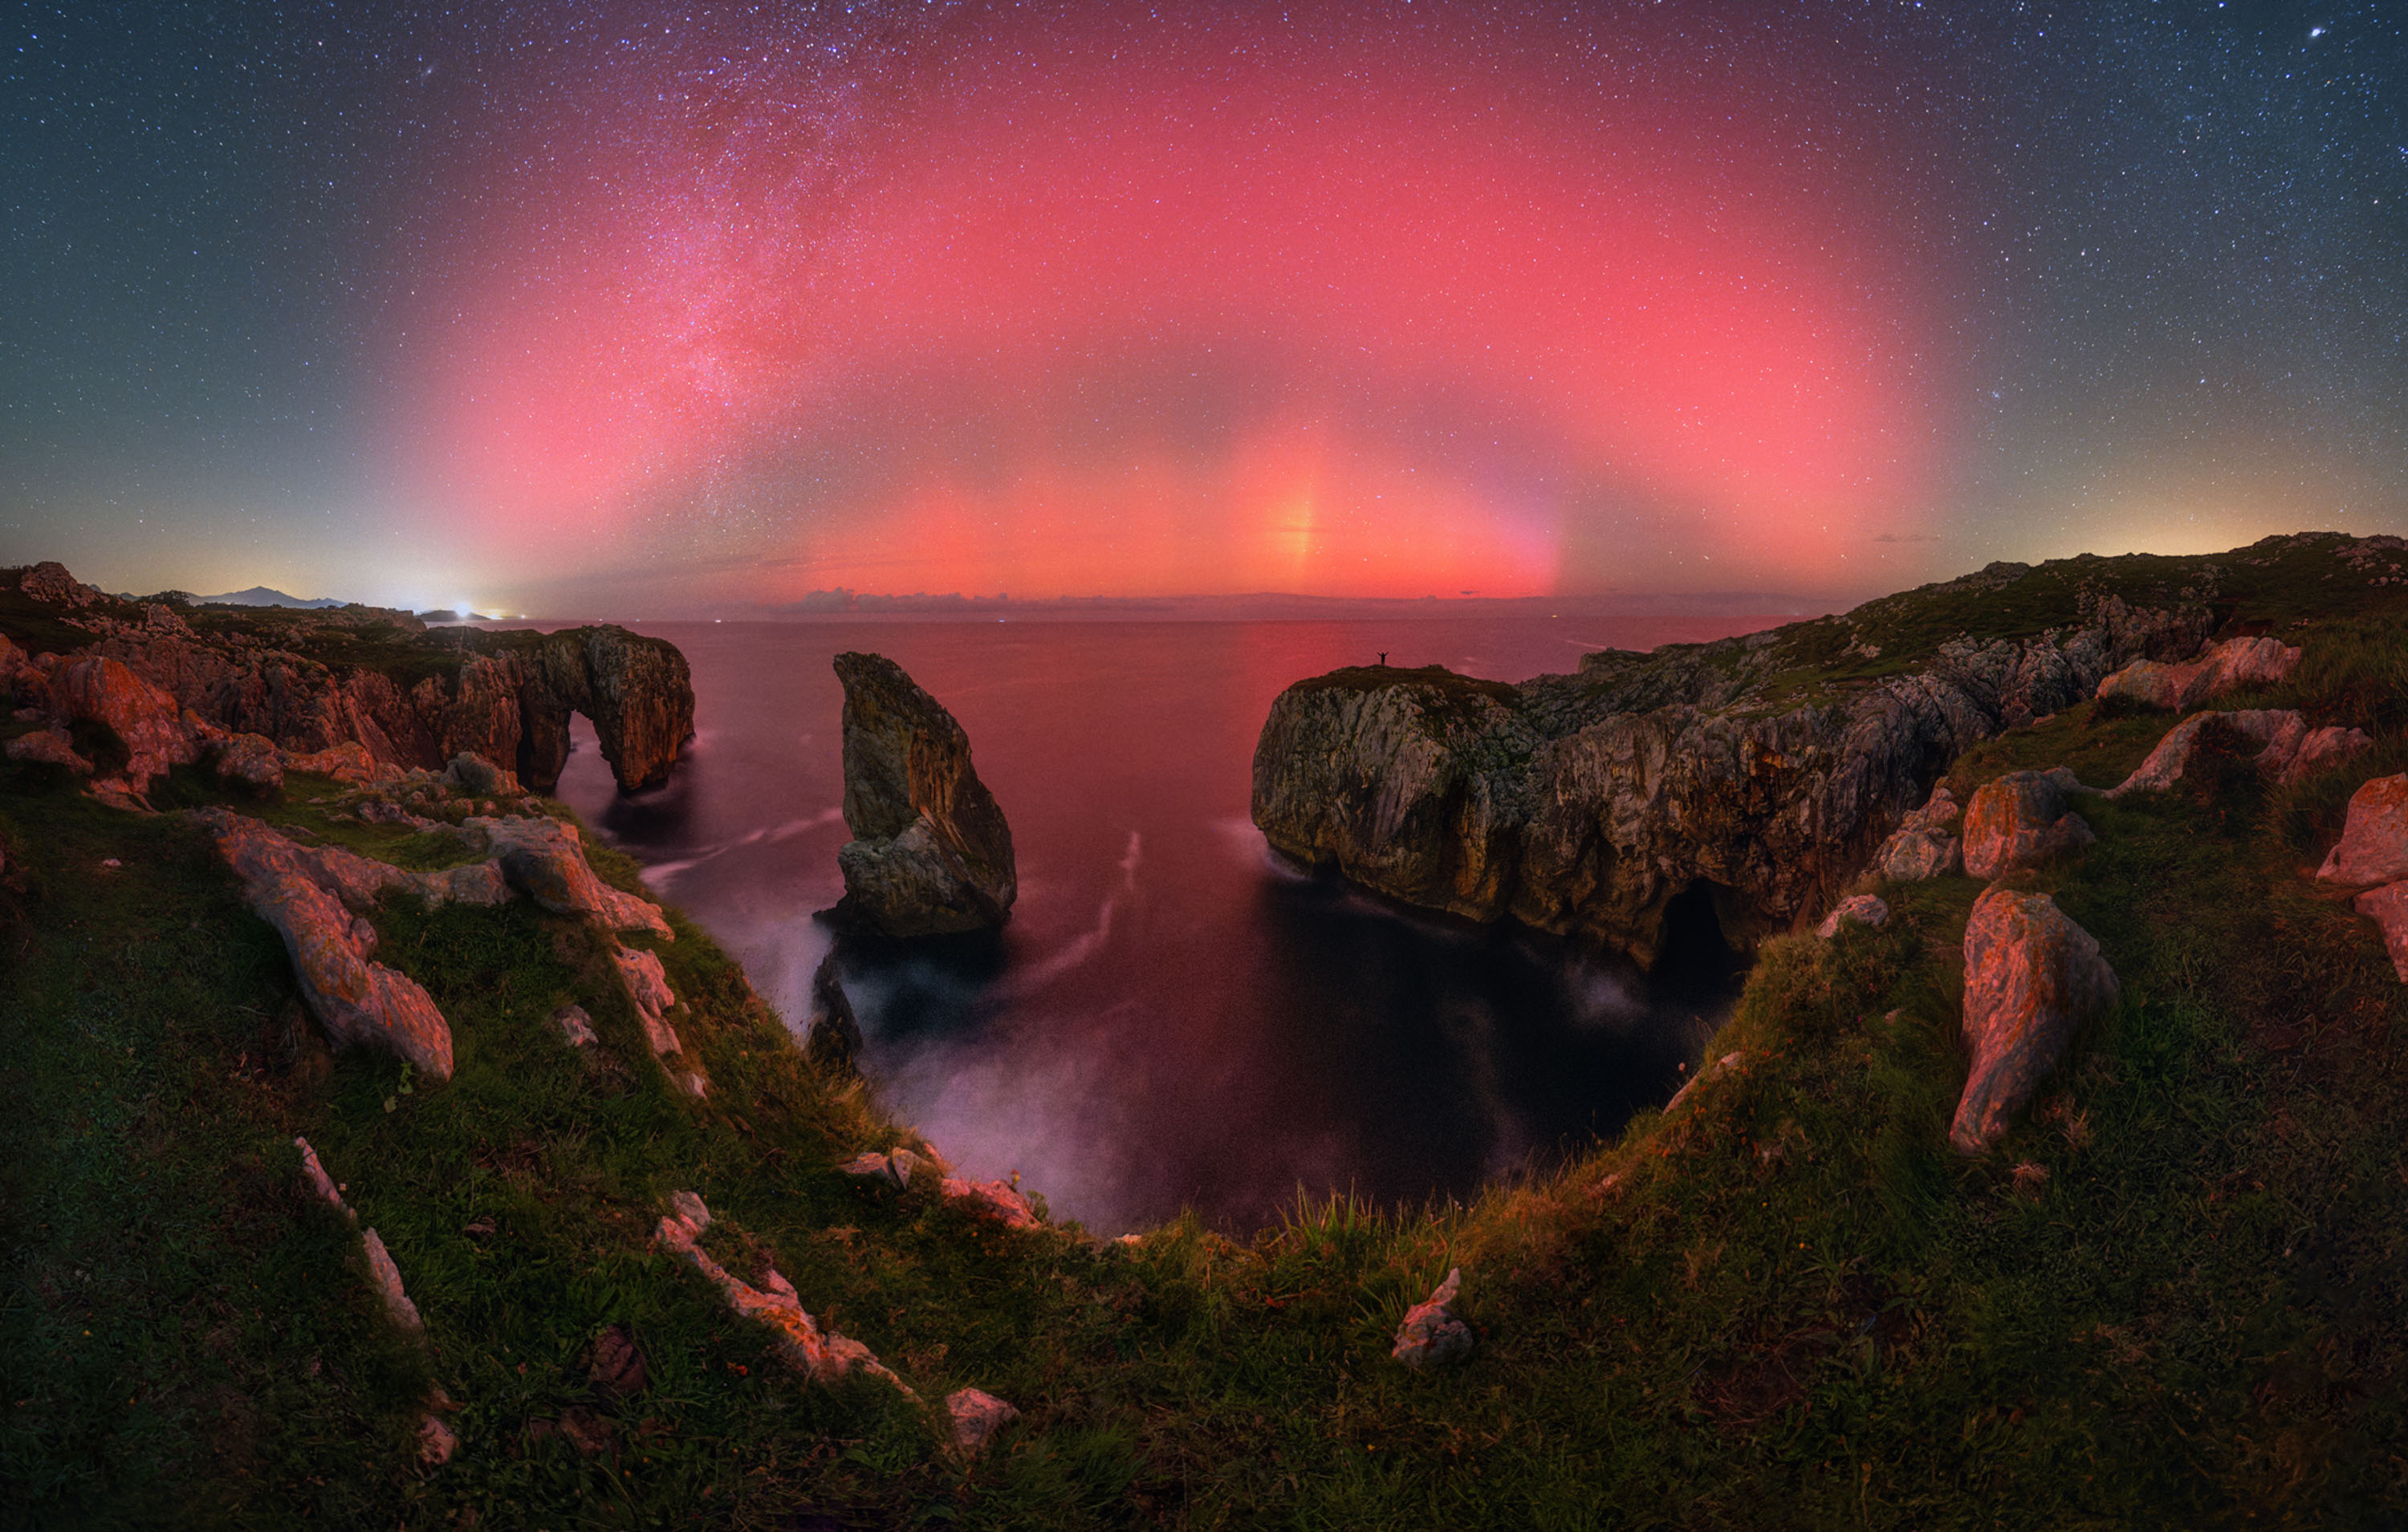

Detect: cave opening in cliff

[1653,880,1745,1001]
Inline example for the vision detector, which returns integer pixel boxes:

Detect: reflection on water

[554,616,1772,1233]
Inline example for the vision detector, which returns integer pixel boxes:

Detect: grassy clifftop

[5,547,2408,1526]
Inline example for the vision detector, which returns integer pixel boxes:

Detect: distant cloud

[1871,532,1943,544]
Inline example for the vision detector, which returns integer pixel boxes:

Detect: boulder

[467,815,672,937]
[1953,888,2119,1154]
[2350,882,2408,982]
[1392,1267,1474,1371]
[280,742,385,786]
[1961,770,2095,879]
[2318,775,2408,888]
[653,1196,911,1394]
[946,1389,1020,1457]
[295,1136,353,1220]
[1874,785,1963,882]
[1816,894,1889,938]
[196,810,456,1079]
[585,1324,649,1400]
[417,1413,459,1466]
[832,652,1017,936]
[46,654,206,793]
[214,733,286,794]
[2093,635,2302,710]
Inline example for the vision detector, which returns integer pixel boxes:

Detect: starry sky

[3,0,2403,615]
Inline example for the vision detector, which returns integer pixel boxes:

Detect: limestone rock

[280,742,385,786]
[441,750,517,795]
[1666,1050,1744,1115]
[214,733,286,794]
[840,1148,932,1189]
[195,810,455,1079]
[1874,785,1963,882]
[361,1228,425,1331]
[6,729,92,774]
[1816,894,1889,938]
[1392,1267,1474,1371]
[513,625,696,794]
[1962,770,2095,880]
[469,815,671,937]
[803,948,862,1074]
[1251,591,2205,964]
[417,1412,458,1467]
[832,652,1017,936]
[17,560,104,607]
[667,1190,712,1231]
[46,654,207,794]
[2093,635,2302,710]
[551,1002,598,1047]
[295,1136,353,1220]
[653,1197,911,1395]
[2106,709,2360,796]
[586,1323,649,1400]
[1953,888,2119,1154]
[941,1175,1040,1229]
[611,945,681,1057]
[2350,882,2408,982]
[2319,775,2408,888]
[946,1388,1020,1457]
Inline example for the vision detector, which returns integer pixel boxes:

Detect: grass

[7,541,2408,1526]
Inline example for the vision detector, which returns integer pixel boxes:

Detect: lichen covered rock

[1953,888,2119,1154]
[2316,774,2408,888]
[1874,785,1963,882]
[1961,769,2095,879]
[2093,634,2301,710]
[653,1196,909,1394]
[832,652,1016,936]
[1816,894,1889,938]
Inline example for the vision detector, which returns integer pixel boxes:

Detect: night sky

[4,1,2404,615]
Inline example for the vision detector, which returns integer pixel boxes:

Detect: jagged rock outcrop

[1816,894,1889,938]
[803,948,863,1074]
[466,815,672,937]
[2109,710,2370,796]
[9,562,697,794]
[2093,635,2301,711]
[1252,583,2208,963]
[831,652,1016,937]
[1953,888,2119,1154]
[1873,785,1963,882]
[653,1194,909,1393]
[196,809,463,1078]
[1961,769,2095,879]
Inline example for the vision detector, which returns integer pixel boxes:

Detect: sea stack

[831,652,1016,937]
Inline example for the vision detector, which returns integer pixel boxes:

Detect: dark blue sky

[4,1,2403,612]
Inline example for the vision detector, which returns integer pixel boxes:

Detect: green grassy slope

[5,540,2408,1526]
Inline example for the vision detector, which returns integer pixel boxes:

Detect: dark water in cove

[552,615,1777,1233]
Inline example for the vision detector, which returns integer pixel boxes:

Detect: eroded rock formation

[1961,769,2095,879]
[1251,580,2207,964]
[1954,888,2119,1154]
[831,652,1016,937]
[5,567,694,794]
[2093,634,2301,711]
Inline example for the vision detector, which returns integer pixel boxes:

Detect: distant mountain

[197,586,348,609]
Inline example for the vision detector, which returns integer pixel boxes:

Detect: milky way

[6,2,2405,608]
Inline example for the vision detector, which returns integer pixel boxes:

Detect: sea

[549,614,1784,1234]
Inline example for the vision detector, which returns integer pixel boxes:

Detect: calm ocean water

[552,615,1780,1233]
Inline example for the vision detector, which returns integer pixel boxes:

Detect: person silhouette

[1377,651,1388,665]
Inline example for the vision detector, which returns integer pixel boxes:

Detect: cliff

[1252,534,2390,963]
[0,565,694,793]
[830,651,1017,936]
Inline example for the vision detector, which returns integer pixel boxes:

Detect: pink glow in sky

[390,3,1948,600]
